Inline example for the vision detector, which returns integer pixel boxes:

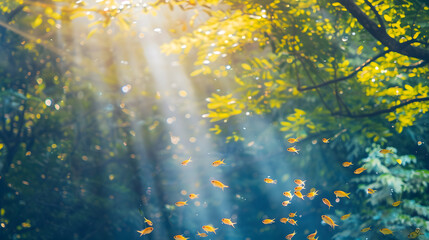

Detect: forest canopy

[0,0,428,239]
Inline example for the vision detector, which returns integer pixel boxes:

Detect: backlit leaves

[280,109,317,138]
[159,0,428,141]
[206,94,244,122]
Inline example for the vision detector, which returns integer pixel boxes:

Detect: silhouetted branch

[298,58,334,114]
[6,5,25,22]
[338,0,429,61]
[334,97,429,118]
[298,50,390,91]
[363,0,385,32]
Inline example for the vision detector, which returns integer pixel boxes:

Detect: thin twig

[338,0,429,61]
[400,60,428,69]
[335,97,429,118]
[363,0,386,32]
[298,58,334,114]
[298,50,390,91]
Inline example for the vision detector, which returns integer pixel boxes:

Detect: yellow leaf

[280,121,292,126]
[117,16,130,30]
[0,143,3,150]
[357,45,363,55]
[294,108,306,115]
[47,19,55,26]
[241,63,252,70]
[32,15,43,28]
[374,135,379,142]
[404,84,413,90]
[235,76,245,86]
[266,71,273,80]
[264,81,273,87]
[384,15,392,22]
[190,68,203,77]
[87,28,97,39]
[70,12,87,20]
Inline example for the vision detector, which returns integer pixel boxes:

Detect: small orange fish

[202,225,218,234]
[280,217,289,224]
[264,178,277,184]
[294,179,306,186]
[354,167,367,174]
[294,186,305,191]
[181,157,192,166]
[174,235,189,240]
[334,190,350,199]
[175,201,188,207]
[418,141,424,146]
[144,217,153,226]
[289,212,297,218]
[341,213,351,220]
[380,228,393,235]
[189,193,199,199]
[307,190,319,198]
[294,191,305,200]
[392,201,401,207]
[282,200,291,206]
[211,180,229,191]
[307,230,317,239]
[288,138,299,143]
[285,231,296,240]
[408,228,423,238]
[283,191,293,199]
[262,218,275,224]
[322,198,333,209]
[137,227,154,236]
[361,227,371,232]
[367,188,376,194]
[322,138,330,143]
[287,146,299,154]
[321,215,338,229]
[342,162,353,167]
[212,159,225,167]
[379,149,392,154]
[196,232,208,237]
[221,218,236,228]
[288,218,298,225]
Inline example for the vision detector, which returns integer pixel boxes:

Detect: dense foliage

[0,0,428,239]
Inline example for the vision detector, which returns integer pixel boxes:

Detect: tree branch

[334,97,429,118]
[400,60,428,69]
[298,58,334,114]
[0,20,66,57]
[298,50,390,91]
[264,32,277,53]
[363,0,385,32]
[6,5,25,22]
[338,0,429,61]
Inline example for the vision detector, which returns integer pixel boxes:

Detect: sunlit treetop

[2,0,428,142]
[157,0,429,142]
